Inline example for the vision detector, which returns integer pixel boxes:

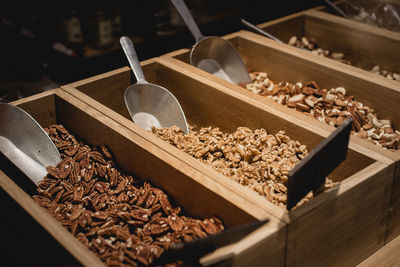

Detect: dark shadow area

[0,1,323,102]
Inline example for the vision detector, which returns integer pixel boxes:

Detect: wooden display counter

[62,56,393,266]
[1,2,399,266]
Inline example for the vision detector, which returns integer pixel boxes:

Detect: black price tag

[287,118,353,210]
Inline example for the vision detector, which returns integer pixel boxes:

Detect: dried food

[33,124,224,266]
[287,35,400,81]
[242,72,400,151]
[153,126,338,209]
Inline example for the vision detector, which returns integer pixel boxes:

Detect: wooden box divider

[1,89,285,266]
[62,56,394,266]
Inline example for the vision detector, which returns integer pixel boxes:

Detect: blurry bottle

[87,9,114,49]
[61,9,83,47]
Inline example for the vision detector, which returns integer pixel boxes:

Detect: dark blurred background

[0,1,325,102]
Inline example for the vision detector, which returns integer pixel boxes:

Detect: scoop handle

[120,36,146,83]
[324,0,349,18]
[170,0,204,42]
[241,18,284,43]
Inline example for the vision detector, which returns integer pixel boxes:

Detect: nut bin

[162,29,400,245]
[0,89,284,266]
[257,9,400,82]
[62,57,394,266]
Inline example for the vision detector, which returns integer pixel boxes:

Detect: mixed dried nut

[152,125,337,209]
[287,35,400,81]
[242,71,400,150]
[32,124,224,267]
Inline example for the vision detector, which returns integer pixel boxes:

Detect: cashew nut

[325,92,337,101]
[288,36,297,46]
[372,117,383,128]
[335,87,346,95]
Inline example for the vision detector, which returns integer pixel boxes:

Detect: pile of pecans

[287,35,400,81]
[32,124,224,267]
[152,125,337,209]
[242,72,400,150]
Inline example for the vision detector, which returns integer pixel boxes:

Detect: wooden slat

[358,233,400,267]
[11,90,57,127]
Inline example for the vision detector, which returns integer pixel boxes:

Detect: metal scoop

[120,36,189,134]
[170,0,251,84]
[0,103,61,184]
[241,18,284,43]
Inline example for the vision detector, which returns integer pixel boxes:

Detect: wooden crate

[62,57,395,266]
[162,28,400,245]
[0,89,284,266]
[256,8,400,82]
